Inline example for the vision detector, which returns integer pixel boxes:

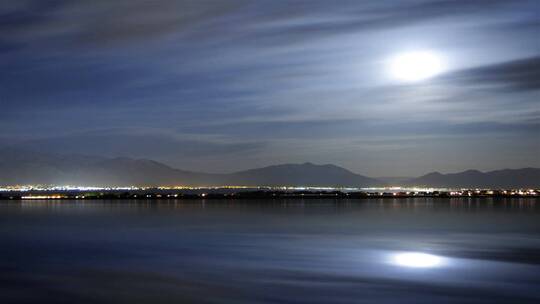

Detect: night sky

[1,0,539,176]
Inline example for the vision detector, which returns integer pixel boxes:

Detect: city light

[0,185,538,200]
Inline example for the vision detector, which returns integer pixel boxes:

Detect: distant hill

[0,149,380,187]
[407,168,540,188]
[1,148,538,188]
[226,162,380,187]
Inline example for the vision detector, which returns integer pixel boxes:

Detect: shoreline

[1,189,538,200]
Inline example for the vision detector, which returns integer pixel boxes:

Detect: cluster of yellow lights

[21,195,64,200]
[2,185,538,197]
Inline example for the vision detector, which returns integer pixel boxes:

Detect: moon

[389,51,444,82]
[392,252,444,268]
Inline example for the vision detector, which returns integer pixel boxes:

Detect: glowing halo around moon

[388,51,445,82]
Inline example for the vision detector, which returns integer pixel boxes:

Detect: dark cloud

[71,0,244,46]
[9,130,265,160]
[0,0,243,48]
[0,0,529,49]
[198,119,540,139]
[442,56,540,91]
[0,1,64,33]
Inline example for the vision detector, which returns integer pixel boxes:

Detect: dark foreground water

[1,198,540,304]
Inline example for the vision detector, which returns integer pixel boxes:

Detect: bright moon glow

[392,252,443,268]
[389,51,444,82]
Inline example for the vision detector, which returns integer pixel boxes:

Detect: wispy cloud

[440,56,540,91]
[0,0,538,174]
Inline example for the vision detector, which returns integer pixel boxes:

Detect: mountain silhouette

[0,149,379,187]
[407,168,540,188]
[1,148,538,188]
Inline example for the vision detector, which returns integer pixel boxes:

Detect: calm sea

[1,198,539,303]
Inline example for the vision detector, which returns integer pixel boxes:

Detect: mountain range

[0,148,538,188]
[407,169,540,189]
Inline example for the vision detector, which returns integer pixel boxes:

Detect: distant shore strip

[1,188,538,200]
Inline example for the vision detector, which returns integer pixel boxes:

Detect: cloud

[249,0,514,44]
[0,0,243,47]
[9,129,265,160]
[441,56,540,91]
[0,0,528,50]
[189,118,540,140]
[0,0,538,175]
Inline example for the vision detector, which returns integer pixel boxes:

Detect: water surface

[1,198,539,303]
